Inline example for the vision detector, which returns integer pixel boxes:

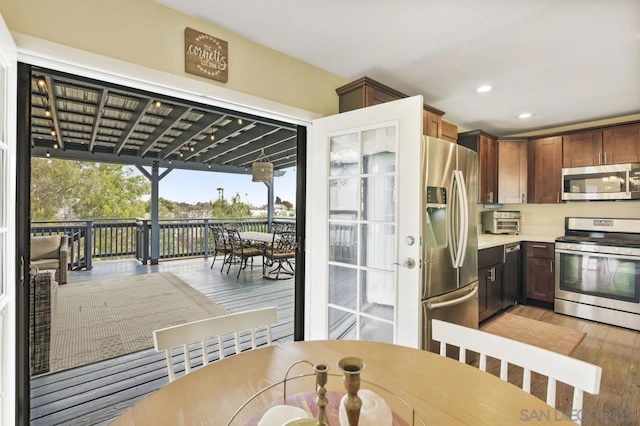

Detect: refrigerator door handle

[427,285,478,310]
[446,170,457,266]
[455,170,469,268]
[452,170,466,268]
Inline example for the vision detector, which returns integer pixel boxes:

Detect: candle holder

[314,364,329,426]
[338,357,366,426]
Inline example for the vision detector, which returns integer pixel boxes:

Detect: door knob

[392,258,416,269]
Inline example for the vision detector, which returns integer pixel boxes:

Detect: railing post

[143,220,150,265]
[84,220,93,270]
[204,219,209,259]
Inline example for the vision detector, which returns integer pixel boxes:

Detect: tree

[31,158,150,220]
[210,192,251,217]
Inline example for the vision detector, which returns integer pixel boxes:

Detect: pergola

[28,66,299,264]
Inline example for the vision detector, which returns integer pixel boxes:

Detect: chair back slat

[431,318,601,417]
[153,307,278,382]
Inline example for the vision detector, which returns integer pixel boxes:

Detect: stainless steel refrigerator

[420,136,479,353]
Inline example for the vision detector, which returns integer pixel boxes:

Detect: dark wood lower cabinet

[478,246,505,322]
[523,242,555,305]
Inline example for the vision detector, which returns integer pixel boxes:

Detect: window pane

[362,127,395,174]
[360,316,393,343]
[361,176,395,221]
[329,223,357,265]
[328,307,356,340]
[360,224,395,270]
[361,270,395,321]
[329,177,358,220]
[330,133,359,176]
[328,265,357,309]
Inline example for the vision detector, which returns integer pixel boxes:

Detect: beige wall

[487,202,640,236]
[0,0,349,117]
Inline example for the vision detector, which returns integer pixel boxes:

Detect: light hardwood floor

[481,305,639,426]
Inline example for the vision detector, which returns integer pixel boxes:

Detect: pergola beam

[114,99,153,154]
[199,124,278,163]
[158,112,223,159]
[89,88,109,152]
[44,76,65,150]
[137,105,191,157]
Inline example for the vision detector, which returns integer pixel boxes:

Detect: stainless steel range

[555,217,640,331]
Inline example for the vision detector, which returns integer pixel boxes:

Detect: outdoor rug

[48,272,229,374]
[481,313,587,356]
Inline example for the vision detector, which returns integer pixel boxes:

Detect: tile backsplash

[478,201,640,236]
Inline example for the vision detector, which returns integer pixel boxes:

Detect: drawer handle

[531,244,547,249]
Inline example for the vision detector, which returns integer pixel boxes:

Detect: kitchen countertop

[477,233,559,250]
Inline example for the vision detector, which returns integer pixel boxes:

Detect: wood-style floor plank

[479,305,639,426]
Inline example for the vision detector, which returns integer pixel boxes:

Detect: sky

[132,165,297,207]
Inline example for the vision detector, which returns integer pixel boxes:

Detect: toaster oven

[482,211,522,234]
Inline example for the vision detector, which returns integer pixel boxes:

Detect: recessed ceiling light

[519,113,532,119]
[476,85,492,93]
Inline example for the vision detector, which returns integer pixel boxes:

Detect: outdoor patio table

[239,231,280,244]
[111,340,574,425]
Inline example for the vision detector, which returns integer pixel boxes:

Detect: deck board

[29,257,295,425]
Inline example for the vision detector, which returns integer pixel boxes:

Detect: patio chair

[225,228,263,278]
[431,319,601,424]
[210,225,231,270]
[30,235,68,284]
[153,306,278,382]
[263,230,296,280]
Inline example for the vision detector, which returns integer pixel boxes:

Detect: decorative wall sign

[185,27,228,83]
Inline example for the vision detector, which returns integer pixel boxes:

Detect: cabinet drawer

[525,242,555,259]
[478,245,503,269]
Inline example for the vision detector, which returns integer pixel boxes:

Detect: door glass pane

[361,176,395,221]
[329,223,356,264]
[362,127,395,174]
[360,224,395,270]
[360,316,393,343]
[328,265,357,309]
[328,307,356,340]
[326,124,397,343]
[329,177,358,220]
[330,133,359,176]
[361,270,395,321]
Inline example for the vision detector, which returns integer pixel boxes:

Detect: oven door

[555,248,640,314]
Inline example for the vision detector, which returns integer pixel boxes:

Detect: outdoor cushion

[31,258,61,270]
[31,235,64,260]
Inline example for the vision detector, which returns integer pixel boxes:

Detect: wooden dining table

[112,340,574,425]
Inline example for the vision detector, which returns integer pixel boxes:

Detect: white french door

[0,12,17,426]
[306,96,423,348]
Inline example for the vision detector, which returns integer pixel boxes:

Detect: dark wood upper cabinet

[562,130,603,168]
[562,124,640,167]
[602,123,640,164]
[528,136,563,204]
[459,130,498,204]
[498,139,527,204]
[336,77,446,139]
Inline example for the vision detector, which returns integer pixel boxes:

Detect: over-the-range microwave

[562,163,640,201]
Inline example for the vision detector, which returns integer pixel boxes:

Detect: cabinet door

[498,140,527,204]
[441,120,458,143]
[603,124,640,164]
[526,257,555,303]
[562,130,603,167]
[487,263,504,315]
[529,136,562,204]
[479,135,498,203]
[423,110,442,138]
[478,267,490,322]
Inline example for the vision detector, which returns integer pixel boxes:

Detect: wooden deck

[29,257,295,425]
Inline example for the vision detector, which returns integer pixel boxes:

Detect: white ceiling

[157,0,640,136]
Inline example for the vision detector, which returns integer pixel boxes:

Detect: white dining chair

[431,319,601,424]
[153,306,278,382]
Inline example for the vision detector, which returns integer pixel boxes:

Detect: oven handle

[555,248,640,261]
